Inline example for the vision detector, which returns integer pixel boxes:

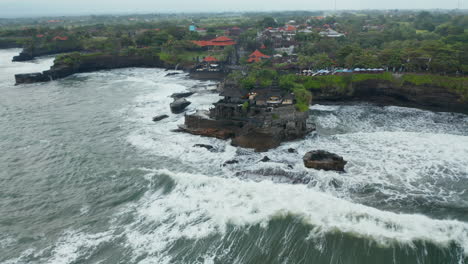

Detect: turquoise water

[1,49,468,264]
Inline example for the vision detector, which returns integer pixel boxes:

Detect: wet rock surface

[171,92,194,99]
[223,160,239,166]
[165,72,181,77]
[170,99,191,114]
[303,150,347,172]
[193,144,214,151]
[152,115,169,122]
[288,148,297,153]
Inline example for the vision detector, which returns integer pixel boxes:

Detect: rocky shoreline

[13,53,229,85]
[14,54,170,84]
[12,47,83,62]
[10,51,467,115]
[312,79,468,115]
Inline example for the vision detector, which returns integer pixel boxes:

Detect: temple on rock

[180,79,312,151]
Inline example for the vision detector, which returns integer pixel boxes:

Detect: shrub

[293,87,312,112]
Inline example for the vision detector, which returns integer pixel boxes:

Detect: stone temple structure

[180,79,313,152]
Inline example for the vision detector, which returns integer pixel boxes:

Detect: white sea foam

[47,230,113,264]
[119,74,468,263]
[0,49,55,85]
[119,168,468,263]
[11,65,464,263]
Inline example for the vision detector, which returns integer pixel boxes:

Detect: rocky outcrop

[223,160,239,166]
[15,54,167,85]
[0,38,24,49]
[152,115,169,122]
[12,47,82,62]
[303,150,347,172]
[170,99,191,114]
[193,144,214,151]
[171,92,194,99]
[189,71,226,80]
[14,73,51,84]
[181,100,312,152]
[165,72,181,77]
[288,148,297,153]
[312,79,468,114]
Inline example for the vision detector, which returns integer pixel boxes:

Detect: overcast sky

[0,0,465,18]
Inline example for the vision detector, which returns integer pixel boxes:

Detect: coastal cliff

[12,46,82,62]
[312,78,468,114]
[15,53,167,84]
[0,38,25,49]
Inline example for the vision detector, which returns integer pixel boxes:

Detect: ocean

[1,48,467,264]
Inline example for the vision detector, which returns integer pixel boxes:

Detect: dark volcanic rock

[15,54,167,85]
[223,160,239,166]
[288,148,297,153]
[165,72,181,76]
[182,106,311,152]
[231,131,281,152]
[14,73,50,84]
[312,78,468,114]
[260,156,271,162]
[171,92,194,99]
[193,144,214,151]
[12,46,82,62]
[170,99,191,114]
[303,150,347,172]
[179,112,237,140]
[13,53,34,62]
[152,115,169,122]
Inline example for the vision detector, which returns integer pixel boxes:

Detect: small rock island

[179,78,313,152]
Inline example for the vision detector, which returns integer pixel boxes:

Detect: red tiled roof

[231,26,240,30]
[53,36,68,41]
[285,25,297,31]
[36,34,45,38]
[247,49,271,63]
[203,56,218,62]
[192,36,236,47]
[211,36,233,42]
[260,44,266,49]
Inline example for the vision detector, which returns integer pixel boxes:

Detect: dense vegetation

[2,10,467,109]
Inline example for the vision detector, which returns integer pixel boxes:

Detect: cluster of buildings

[256,22,346,56]
[298,68,385,76]
[34,34,69,41]
[189,24,242,37]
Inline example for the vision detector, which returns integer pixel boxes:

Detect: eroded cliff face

[181,103,312,152]
[312,79,468,114]
[0,38,24,49]
[12,46,82,62]
[15,54,166,84]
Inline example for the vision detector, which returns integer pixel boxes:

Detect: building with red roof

[203,56,218,62]
[228,26,242,36]
[192,36,236,48]
[284,25,297,32]
[36,34,45,38]
[247,50,271,63]
[53,36,68,41]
